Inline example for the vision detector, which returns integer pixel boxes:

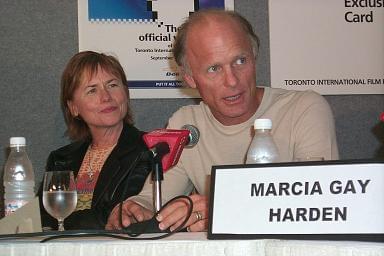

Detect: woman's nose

[100,87,112,102]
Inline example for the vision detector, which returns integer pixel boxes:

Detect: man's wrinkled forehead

[187,15,241,42]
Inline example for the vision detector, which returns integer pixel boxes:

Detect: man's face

[184,16,259,126]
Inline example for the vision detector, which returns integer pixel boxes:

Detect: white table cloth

[1,232,383,256]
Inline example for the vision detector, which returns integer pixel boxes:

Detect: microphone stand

[147,142,169,213]
[152,153,164,213]
[123,143,170,234]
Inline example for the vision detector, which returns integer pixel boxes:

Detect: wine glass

[42,171,77,231]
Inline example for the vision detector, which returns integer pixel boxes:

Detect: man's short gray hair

[172,9,260,72]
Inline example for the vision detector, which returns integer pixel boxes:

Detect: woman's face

[68,67,128,134]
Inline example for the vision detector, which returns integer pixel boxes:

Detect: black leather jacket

[38,124,152,230]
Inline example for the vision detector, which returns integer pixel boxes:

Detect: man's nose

[223,67,238,87]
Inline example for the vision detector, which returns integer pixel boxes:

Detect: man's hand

[156,194,208,232]
[105,200,153,230]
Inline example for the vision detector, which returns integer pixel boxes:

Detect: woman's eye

[86,88,96,95]
[107,82,121,89]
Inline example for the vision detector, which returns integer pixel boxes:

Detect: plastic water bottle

[3,137,35,216]
[246,119,280,164]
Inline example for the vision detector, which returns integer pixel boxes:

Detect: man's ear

[183,72,197,89]
[67,100,78,117]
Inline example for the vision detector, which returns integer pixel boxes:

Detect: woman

[39,51,151,230]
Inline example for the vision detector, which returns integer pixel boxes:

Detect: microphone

[143,125,199,212]
[124,125,199,234]
[114,126,200,235]
[143,125,200,172]
[182,124,200,148]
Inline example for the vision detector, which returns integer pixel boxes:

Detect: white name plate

[208,160,384,241]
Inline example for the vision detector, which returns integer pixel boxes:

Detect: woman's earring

[74,114,82,120]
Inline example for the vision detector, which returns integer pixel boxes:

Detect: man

[106,9,339,232]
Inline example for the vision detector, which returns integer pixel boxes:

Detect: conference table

[1,232,383,256]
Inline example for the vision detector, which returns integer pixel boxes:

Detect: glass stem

[58,219,65,231]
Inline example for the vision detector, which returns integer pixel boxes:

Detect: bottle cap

[10,137,26,147]
[254,119,272,130]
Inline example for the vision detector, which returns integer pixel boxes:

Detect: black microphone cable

[120,194,193,238]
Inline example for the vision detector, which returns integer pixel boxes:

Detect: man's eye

[207,65,220,73]
[235,57,246,65]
